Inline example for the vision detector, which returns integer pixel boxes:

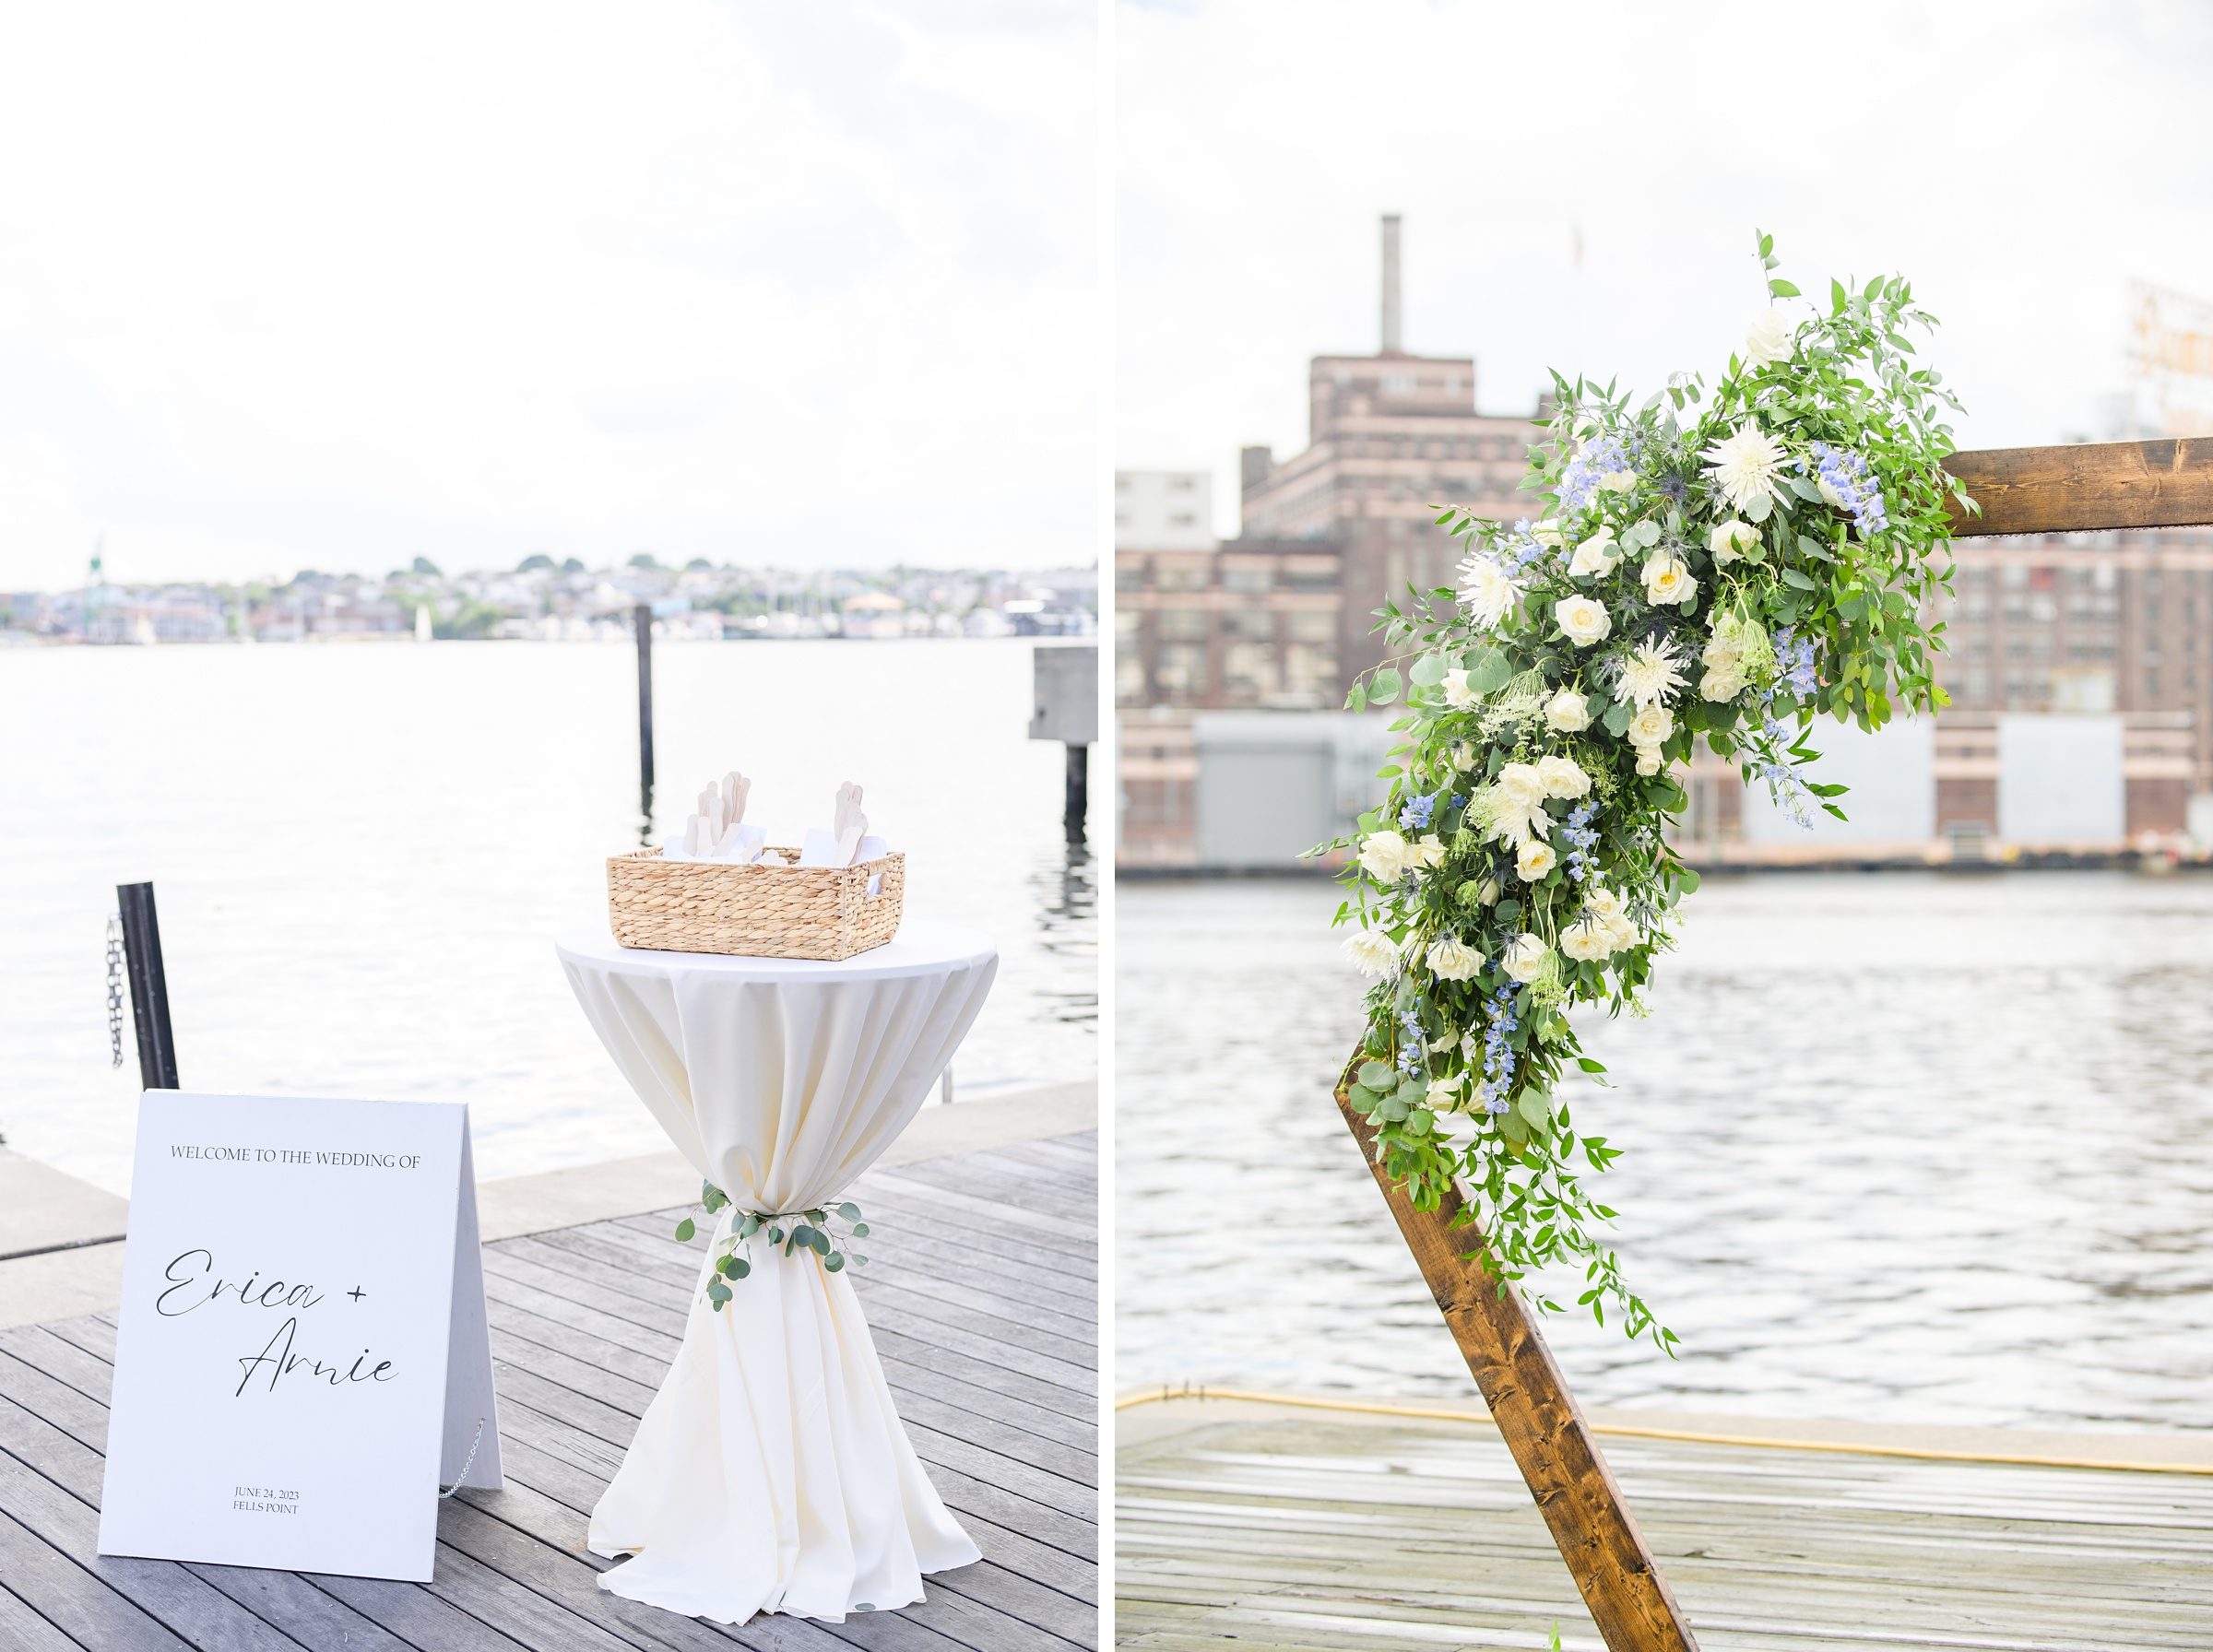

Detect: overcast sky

[1118,0,2213,539]
[0,1,1095,590]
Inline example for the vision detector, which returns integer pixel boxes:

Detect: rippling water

[1,640,1095,1195]
[1118,872,2213,1431]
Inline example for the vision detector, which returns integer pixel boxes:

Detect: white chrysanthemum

[1425,936,1483,981]
[1343,929,1402,979]
[1546,688,1592,732]
[1457,556,1524,630]
[1515,838,1556,880]
[1503,933,1551,985]
[1626,702,1675,749]
[1554,595,1612,646]
[1744,307,1795,368]
[1357,829,1413,883]
[1487,762,1549,846]
[1534,754,1591,799]
[1618,639,1688,710]
[1701,421,1789,510]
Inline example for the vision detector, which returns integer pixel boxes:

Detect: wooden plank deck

[0,1130,1098,1652]
[1116,1408,2213,1652]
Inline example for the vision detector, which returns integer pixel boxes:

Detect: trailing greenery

[674,1180,871,1310]
[1328,233,1970,1348]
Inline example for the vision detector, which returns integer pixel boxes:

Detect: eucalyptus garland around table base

[1331,234,1969,1348]
[673,1181,870,1310]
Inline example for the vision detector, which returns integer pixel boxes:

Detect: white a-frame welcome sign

[98,1092,503,1581]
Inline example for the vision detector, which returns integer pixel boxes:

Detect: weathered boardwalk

[1118,1407,2213,1651]
[0,1131,1097,1652]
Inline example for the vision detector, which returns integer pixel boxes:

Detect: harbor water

[0,639,1095,1196]
[1118,872,2213,1431]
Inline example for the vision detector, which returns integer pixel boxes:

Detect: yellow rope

[1114,1384,2213,1477]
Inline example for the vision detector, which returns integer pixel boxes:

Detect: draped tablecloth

[556,920,998,1624]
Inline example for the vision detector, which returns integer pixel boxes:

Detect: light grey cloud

[1118,0,2213,537]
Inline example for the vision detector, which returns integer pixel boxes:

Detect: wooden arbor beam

[1943,437,2213,537]
[1335,1074,1698,1652]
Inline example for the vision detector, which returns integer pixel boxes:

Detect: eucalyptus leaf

[1370,667,1403,704]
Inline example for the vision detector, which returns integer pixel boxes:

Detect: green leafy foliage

[1328,237,1960,1349]
[673,1184,872,1308]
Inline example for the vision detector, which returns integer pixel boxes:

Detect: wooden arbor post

[1344,437,2213,1652]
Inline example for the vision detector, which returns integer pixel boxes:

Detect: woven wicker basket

[606,848,905,961]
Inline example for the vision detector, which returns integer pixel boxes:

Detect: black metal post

[1064,743,1088,836]
[115,882,179,1090]
[634,603,655,836]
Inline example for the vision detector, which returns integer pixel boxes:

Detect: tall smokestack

[1380,214,1402,355]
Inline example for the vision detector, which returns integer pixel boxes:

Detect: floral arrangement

[1330,235,1968,1346]
[674,1181,870,1310]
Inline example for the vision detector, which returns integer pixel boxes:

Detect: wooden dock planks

[0,1131,1099,1652]
[1116,1410,2213,1651]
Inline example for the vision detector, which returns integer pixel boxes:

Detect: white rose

[1642,551,1696,608]
[1426,1073,1467,1109]
[1503,933,1550,985]
[1534,754,1591,799]
[1626,703,1675,749]
[1545,688,1592,733]
[1533,518,1567,548]
[1604,913,1639,950]
[1598,468,1639,493]
[1441,667,1476,709]
[1635,749,1662,775]
[1425,936,1483,981]
[1584,886,1627,922]
[1554,596,1612,646]
[1710,519,1758,563]
[1744,306,1795,368]
[1412,832,1447,868]
[1559,919,1612,962]
[1516,838,1557,880]
[1358,829,1412,883]
[1457,557,1523,630]
[1568,529,1620,578]
[1478,877,1501,905]
[1700,666,1746,702]
[1449,739,1477,771]
[1343,929,1402,978]
[1494,761,1547,815]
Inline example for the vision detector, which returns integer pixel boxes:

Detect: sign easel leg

[1335,1073,1698,1652]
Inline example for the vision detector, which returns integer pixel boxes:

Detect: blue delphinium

[1771,626,1819,697]
[1399,792,1437,831]
[1396,1008,1425,1075]
[1556,437,1633,513]
[1804,442,1889,537]
[1561,801,1599,882]
[1473,985,1520,1115]
[1497,519,1546,570]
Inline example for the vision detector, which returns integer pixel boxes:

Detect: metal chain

[439,1419,487,1499]
[105,914,124,1069]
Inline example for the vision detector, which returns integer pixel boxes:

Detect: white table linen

[556,921,998,1624]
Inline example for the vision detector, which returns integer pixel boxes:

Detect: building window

[2147,667,2160,697]
[1287,610,1336,643]
[1222,608,1275,642]
[1222,565,1273,594]
[1965,668,1989,702]
[1154,643,1208,699]
[1156,608,1209,642]
[1221,642,1277,702]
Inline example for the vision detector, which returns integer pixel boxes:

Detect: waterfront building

[1237,214,1547,685]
